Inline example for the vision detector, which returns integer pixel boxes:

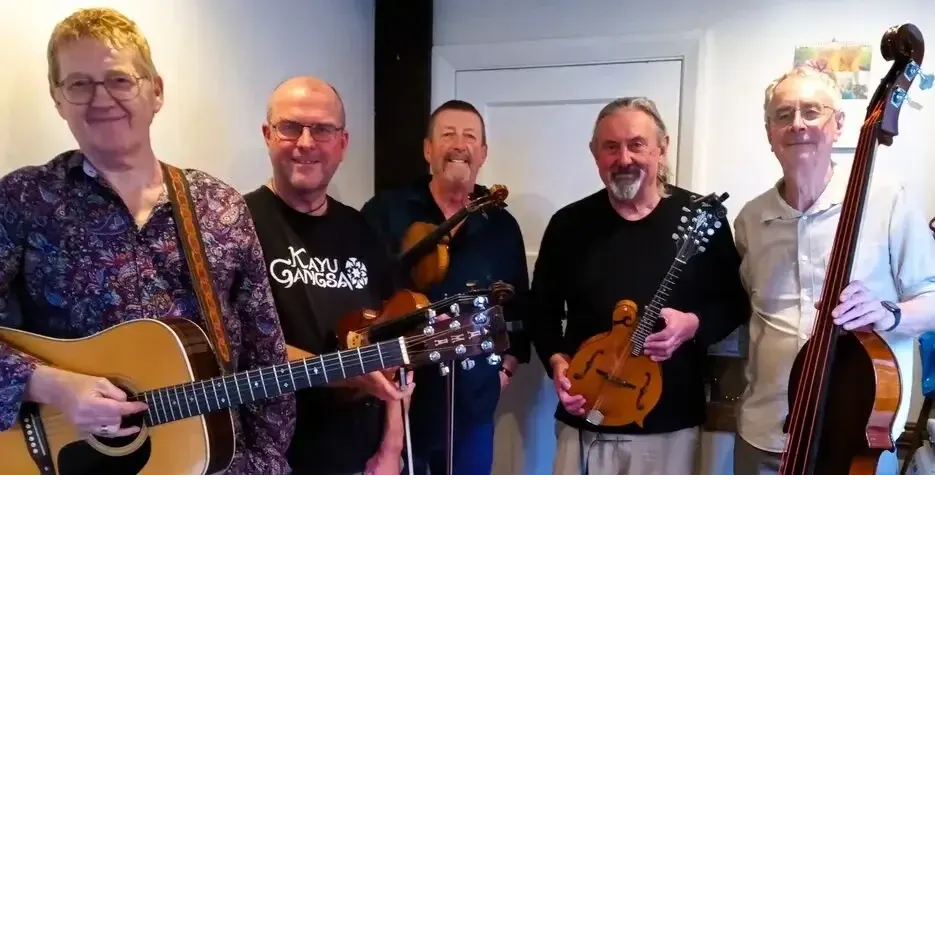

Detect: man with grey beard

[530,97,750,474]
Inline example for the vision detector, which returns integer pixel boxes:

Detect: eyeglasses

[58,72,145,105]
[768,103,836,127]
[273,121,344,143]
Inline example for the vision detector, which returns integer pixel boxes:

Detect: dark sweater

[530,186,750,434]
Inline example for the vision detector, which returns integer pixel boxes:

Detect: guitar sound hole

[57,404,153,474]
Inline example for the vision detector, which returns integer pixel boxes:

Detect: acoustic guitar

[0,293,507,475]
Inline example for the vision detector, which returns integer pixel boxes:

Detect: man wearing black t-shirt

[530,97,750,474]
[245,76,411,474]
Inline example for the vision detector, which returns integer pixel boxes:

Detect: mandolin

[566,192,729,427]
[779,23,924,474]
[0,294,508,474]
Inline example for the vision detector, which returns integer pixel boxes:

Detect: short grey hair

[590,96,672,192]
[763,65,842,121]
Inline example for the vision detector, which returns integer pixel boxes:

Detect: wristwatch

[881,300,901,332]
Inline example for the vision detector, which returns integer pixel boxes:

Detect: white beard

[609,169,644,201]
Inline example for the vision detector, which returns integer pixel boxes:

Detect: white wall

[0,0,374,207]
[435,0,935,436]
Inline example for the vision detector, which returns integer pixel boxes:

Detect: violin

[779,23,923,474]
[397,184,509,292]
[565,193,729,427]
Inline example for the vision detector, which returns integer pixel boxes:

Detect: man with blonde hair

[245,76,411,475]
[732,64,935,473]
[529,96,750,474]
[0,7,294,472]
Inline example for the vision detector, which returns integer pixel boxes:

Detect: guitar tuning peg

[487,353,502,366]
[449,302,461,316]
[438,363,450,376]
[461,359,475,371]
[698,245,706,252]
[672,232,680,240]
[714,221,722,228]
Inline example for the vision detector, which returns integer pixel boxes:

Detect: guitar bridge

[20,403,56,474]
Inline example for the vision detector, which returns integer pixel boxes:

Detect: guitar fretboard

[135,339,407,427]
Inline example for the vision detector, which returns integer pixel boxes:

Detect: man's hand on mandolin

[550,354,588,416]
[26,365,148,437]
[641,307,699,362]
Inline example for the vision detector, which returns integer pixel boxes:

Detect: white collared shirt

[733,163,935,453]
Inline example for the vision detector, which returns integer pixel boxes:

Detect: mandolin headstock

[673,191,730,260]
[869,23,925,144]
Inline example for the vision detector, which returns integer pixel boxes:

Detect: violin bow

[400,369,414,475]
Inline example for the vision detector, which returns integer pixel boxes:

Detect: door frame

[431,31,708,192]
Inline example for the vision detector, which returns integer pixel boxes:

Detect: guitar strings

[133,310,505,424]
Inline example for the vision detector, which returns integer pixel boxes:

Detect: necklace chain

[270,179,327,215]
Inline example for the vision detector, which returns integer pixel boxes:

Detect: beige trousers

[553,422,700,475]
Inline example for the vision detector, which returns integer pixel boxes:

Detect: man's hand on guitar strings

[27,366,148,437]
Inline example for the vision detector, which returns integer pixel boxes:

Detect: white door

[450,59,684,474]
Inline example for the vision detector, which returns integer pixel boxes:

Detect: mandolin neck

[133,338,407,428]
[630,255,689,353]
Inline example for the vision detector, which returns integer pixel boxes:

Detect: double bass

[566,192,729,427]
[779,23,924,474]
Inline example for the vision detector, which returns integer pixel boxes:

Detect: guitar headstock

[673,191,730,259]
[870,23,925,145]
[401,290,509,374]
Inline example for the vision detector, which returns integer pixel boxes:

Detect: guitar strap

[161,163,233,374]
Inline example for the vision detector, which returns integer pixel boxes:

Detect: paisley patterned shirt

[0,150,295,473]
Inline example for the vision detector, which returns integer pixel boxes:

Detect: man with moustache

[733,65,935,474]
[0,7,294,472]
[360,99,530,475]
[245,76,412,475]
[530,97,750,474]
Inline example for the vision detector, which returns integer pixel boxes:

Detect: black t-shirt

[244,186,394,473]
[530,186,750,434]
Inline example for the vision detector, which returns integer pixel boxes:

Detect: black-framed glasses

[273,121,344,143]
[58,72,145,105]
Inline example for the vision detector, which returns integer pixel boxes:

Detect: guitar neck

[631,256,688,352]
[136,338,407,427]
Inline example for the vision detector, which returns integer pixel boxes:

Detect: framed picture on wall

[793,41,873,148]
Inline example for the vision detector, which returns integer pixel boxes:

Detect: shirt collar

[761,159,849,221]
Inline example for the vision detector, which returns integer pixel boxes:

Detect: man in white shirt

[733,65,935,473]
